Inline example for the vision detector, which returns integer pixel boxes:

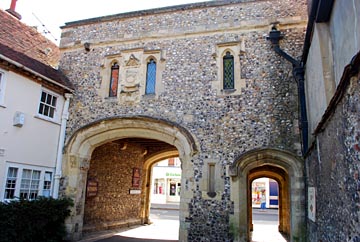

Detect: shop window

[153,178,165,194]
[109,62,120,97]
[170,183,176,196]
[223,51,234,90]
[145,59,156,95]
[177,183,181,196]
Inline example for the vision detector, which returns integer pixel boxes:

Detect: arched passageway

[229,148,305,242]
[61,117,197,241]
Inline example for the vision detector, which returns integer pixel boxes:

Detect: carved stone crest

[120,54,141,103]
[126,54,140,67]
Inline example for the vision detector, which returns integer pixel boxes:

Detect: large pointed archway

[229,148,305,242]
[61,116,198,241]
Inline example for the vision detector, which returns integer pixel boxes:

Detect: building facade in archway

[59,1,307,241]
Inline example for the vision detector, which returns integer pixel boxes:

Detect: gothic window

[109,62,119,97]
[223,51,234,90]
[145,59,156,94]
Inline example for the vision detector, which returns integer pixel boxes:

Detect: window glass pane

[46,93,52,105]
[32,170,41,179]
[22,169,31,179]
[38,103,44,115]
[44,105,49,116]
[44,172,52,181]
[52,96,57,106]
[109,63,119,97]
[42,190,50,197]
[223,52,234,89]
[145,59,156,94]
[41,92,46,102]
[49,107,55,118]
[21,179,30,189]
[5,167,18,199]
[43,172,52,198]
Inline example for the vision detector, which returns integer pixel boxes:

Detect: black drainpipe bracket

[266,26,284,46]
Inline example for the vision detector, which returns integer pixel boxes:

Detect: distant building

[251,178,278,209]
[151,158,181,204]
[0,8,73,201]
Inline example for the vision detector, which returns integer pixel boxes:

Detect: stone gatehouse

[59,0,307,241]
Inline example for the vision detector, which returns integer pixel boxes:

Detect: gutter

[0,54,74,93]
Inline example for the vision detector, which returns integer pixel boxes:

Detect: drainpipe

[267,27,309,156]
[53,93,73,199]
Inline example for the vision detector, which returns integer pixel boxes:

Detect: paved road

[253,208,279,223]
[80,209,179,242]
[252,209,287,242]
[81,208,285,242]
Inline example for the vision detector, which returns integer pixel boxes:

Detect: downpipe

[267,26,309,156]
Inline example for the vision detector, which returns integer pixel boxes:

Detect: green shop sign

[166,172,181,177]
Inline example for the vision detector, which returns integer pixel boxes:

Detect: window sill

[0,103,6,108]
[142,94,156,99]
[104,97,118,102]
[34,115,61,125]
[221,88,237,93]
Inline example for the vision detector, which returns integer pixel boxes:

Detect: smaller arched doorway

[229,148,305,242]
[248,166,290,240]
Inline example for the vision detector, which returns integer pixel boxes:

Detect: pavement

[150,203,179,210]
[252,209,287,242]
[79,206,179,242]
[80,206,286,242]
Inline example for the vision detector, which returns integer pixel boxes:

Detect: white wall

[305,0,360,142]
[0,68,64,200]
[330,0,360,86]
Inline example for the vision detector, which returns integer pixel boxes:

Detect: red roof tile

[0,43,73,91]
[0,9,73,91]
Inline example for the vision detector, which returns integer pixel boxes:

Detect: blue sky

[0,0,211,44]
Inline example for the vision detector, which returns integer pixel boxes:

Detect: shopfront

[151,158,181,204]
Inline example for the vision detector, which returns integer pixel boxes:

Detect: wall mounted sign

[308,187,316,222]
[86,179,98,198]
[129,189,141,194]
[132,168,141,188]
